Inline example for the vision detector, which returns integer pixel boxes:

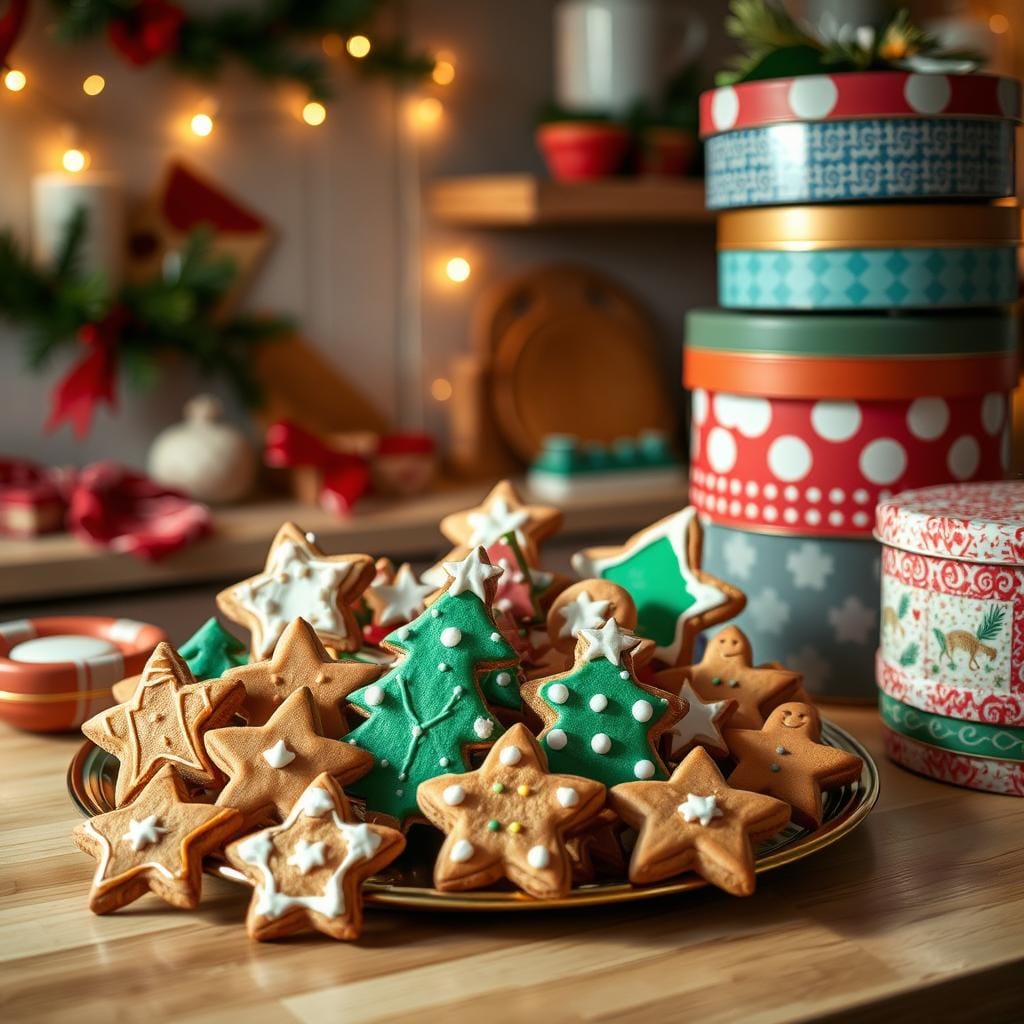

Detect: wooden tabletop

[2,706,1022,1023]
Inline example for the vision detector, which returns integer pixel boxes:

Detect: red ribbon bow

[264,421,372,515]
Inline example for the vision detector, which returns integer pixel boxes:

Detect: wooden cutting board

[484,265,674,461]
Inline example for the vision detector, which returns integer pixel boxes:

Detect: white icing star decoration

[287,838,328,875]
[443,548,503,602]
[677,792,723,827]
[262,738,297,769]
[467,496,530,547]
[557,590,610,639]
[371,564,435,626]
[121,815,167,851]
[579,619,641,667]
[666,682,731,759]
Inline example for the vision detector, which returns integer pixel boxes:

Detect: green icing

[600,535,695,649]
[539,657,669,788]
[177,618,247,680]
[481,665,523,710]
[345,588,517,824]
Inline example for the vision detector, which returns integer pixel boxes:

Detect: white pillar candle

[31,171,125,287]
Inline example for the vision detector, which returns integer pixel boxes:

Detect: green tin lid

[685,309,1019,358]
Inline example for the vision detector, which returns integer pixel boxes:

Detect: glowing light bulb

[62,148,88,173]
[346,35,371,58]
[302,101,327,126]
[4,69,26,92]
[990,13,1010,33]
[412,96,443,130]
[432,60,455,86]
[445,257,471,283]
[82,74,106,96]
[322,32,345,57]
[431,378,454,402]
[190,112,214,137]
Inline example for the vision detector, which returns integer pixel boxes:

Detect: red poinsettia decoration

[108,0,186,66]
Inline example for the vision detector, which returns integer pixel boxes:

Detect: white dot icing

[364,684,384,707]
[634,759,655,779]
[443,784,465,806]
[261,739,296,769]
[547,682,569,705]
[495,671,512,687]
[555,786,579,808]
[440,627,463,648]
[546,729,568,751]
[631,699,654,723]
[450,838,474,862]
[527,845,551,869]
[591,733,611,754]
[589,693,608,713]
[438,662,450,672]
[473,716,495,739]
[500,745,522,766]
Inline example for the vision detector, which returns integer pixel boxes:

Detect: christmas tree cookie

[343,548,519,828]
[178,617,248,680]
[572,507,745,667]
[521,619,685,788]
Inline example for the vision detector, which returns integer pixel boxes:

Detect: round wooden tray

[67,718,877,911]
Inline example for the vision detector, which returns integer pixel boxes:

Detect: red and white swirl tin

[689,390,1008,537]
[876,483,1024,793]
[0,616,167,732]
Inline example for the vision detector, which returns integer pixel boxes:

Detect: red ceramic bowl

[536,121,630,182]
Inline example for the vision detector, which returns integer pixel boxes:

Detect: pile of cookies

[72,481,863,941]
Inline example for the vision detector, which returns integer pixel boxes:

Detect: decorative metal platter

[67,718,878,911]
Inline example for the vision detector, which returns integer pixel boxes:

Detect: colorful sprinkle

[517,784,530,797]
[492,782,505,794]
[487,819,501,832]
[508,821,522,834]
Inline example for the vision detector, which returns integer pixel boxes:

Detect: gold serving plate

[67,719,878,911]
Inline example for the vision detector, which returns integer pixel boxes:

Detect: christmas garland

[0,208,289,437]
[718,1,981,86]
[47,0,434,99]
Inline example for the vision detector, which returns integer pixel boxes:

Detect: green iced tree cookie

[178,618,248,680]
[344,548,518,825]
[523,619,682,788]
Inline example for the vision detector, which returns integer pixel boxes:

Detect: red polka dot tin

[0,616,167,732]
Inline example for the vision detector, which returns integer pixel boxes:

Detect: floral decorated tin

[876,481,1024,793]
[699,71,1021,210]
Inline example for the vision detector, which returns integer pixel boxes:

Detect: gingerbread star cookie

[224,617,381,738]
[658,626,802,731]
[82,643,246,806]
[217,522,374,659]
[363,559,436,640]
[663,682,736,761]
[72,765,243,913]
[225,772,405,941]
[609,747,790,895]
[416,723,606,899]
[572,507,744,667]
[726,703,863,829]
[521,619,685,788]
[546,579,637,655]
[206,687,374,825]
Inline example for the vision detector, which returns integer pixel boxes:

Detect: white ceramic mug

[554,0,706,116]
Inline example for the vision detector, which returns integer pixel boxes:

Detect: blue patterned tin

[701,521,880,701]
[705,118,1015,210]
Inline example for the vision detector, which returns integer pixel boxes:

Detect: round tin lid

[876,481,1024,564]
[717,202,1021,250]
[700,70,1022,137]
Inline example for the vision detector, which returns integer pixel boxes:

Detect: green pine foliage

[898,643,919,668]
[976,606,1007,643]
[897,593,911,620]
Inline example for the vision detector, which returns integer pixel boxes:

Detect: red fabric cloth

[108,0,185,66]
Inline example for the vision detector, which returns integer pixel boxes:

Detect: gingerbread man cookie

[206,687,374,825]
[572,507,744,667]
[609,747,790,895]
[225,772,405,941]
[217,522,374,659]
[82,643,246,806]
[416,723,606,899]
[224,617,380,738]
[726,703,863,829]
[657,626,802,730]
[72,765,243,913]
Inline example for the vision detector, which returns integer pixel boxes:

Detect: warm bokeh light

[3,69,26,92]
[62,148,88,173]
[431,377,454,402]
[82,74,106,96]
[302,101,327,126]
[412,96,443,129]
[432,60,455,86]
[445,257,471,283]
[346,34,372,58]
[321,32,345,57]
[989,13,1010,33]
[190,112,214,137]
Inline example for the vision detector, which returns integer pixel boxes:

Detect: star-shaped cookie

[609,747,790,895]
[663,682,736,761]
[82,643,246,806]
[726,703,863,829]
[206,687,374,825]
[72,764,243,913]
[416,723,606,899]
[217,522,374,659]
[225,772,405,941]
[572,507,744,667]
[364,559,435,632]
[657,626,802,730]
[546,579,637,655]
[223,617,381,738]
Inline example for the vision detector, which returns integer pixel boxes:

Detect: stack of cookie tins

[684,67,1022,702]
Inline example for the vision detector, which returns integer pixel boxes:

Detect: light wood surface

[2,707,1021,1023]
[426,175,714,227]
[0,480,686,605]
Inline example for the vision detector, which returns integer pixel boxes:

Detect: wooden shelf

[426,174,714,227]
[0,477,687,605]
